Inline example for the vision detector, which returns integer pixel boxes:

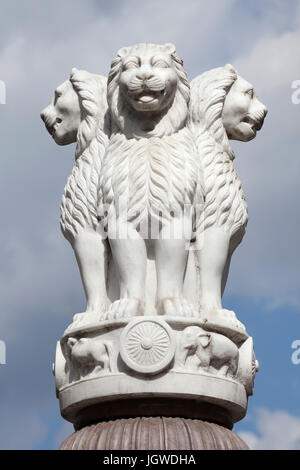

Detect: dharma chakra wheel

[120,318,176,374]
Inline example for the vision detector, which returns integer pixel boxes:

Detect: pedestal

[54,314,257,450]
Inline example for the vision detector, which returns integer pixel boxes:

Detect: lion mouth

[133,89,165,104]
[42,112,63,137]
[49,117,63,137]
[242,115,263,132]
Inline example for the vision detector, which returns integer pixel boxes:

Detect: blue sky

[0,0,300,449]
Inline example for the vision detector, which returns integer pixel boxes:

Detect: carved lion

[187,64,267,323]
[99,43,201,319]
[41,69,111,321]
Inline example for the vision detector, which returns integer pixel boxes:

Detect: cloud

[239,408,300,450]
[234,31,300,93]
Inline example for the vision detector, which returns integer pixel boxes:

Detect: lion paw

[72,312,86,324]
[103,298,143,320]
[217,309,245,329]
[160,297,198,317]
[218,308,237,321]
[71,311,100,327]
[201,308,245,330]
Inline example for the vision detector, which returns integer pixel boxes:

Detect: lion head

[107,42,190,137]
[189,64,267,152]
[41,68,109,157]
[222,74,267,142]
[40,74,81,147]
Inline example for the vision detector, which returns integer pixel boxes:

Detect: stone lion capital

[41,44,268,439]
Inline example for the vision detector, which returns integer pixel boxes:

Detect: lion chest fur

[100,126,199,226]
[60,132,107,243]
[196,129,248,238]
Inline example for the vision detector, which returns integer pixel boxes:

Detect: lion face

[118,47,178,114]
[222,76,267,142]
[107,43,189,137]
[40,80,81,146]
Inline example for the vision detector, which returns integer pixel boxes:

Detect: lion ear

[225,63,237,74]
[117,46,129,58]
[163,43,176,54]
[70,67,79,81]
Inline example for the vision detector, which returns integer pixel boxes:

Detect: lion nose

[136,70,154,81]
[40,106,51,123]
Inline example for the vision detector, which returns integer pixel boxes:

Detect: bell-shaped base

[60,417,249,450]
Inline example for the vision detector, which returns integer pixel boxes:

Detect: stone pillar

[60,418,249,450]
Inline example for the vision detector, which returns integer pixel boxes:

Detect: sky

[0,0,299,450]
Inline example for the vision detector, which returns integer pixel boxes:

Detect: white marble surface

[56,316,252,425]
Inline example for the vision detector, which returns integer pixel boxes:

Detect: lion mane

[60,69,110,244]
[189,64,248,240]
[100,43,200,227]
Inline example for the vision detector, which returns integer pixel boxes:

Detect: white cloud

[239,408,300,450]
[234,30,300,93]
[0,0,236,92]
[238,430,259,450]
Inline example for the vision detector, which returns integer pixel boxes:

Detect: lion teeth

[139,95,155,103]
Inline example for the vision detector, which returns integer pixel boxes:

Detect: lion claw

[103,298,143,320]
[160,297,198,318]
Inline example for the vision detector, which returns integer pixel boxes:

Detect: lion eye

[54,91,62,105]
[123,58,140,71]
[246,89,254,98]
[152,60,169,68]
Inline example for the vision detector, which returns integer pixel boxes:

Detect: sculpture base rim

[56,315,254,430]
[59,372,247,429]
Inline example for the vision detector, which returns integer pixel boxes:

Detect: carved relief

[177,326,239,378]
[54,341,68,395]
[237,336,259,396]
[65,336,114,382]
[120,318,176,374]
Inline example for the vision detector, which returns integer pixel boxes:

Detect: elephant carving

[177,326,239,378]
[65,337,114,381]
